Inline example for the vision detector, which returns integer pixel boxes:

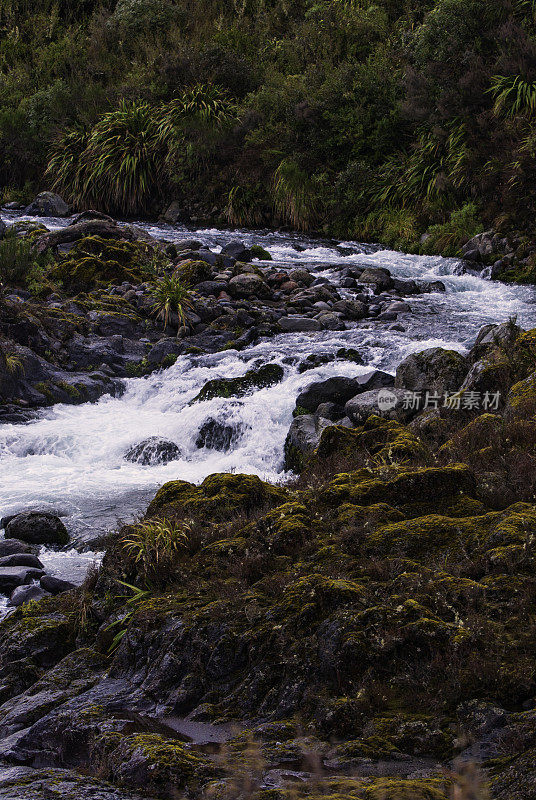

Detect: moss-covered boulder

[52,236,157,291]
[191,362,284,402]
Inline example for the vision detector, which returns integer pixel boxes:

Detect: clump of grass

[0,229,36,285]
[121,518,192,587]
[151,273,193,331]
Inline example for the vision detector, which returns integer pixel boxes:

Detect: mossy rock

[363,777,448,800]
[147,473,287,521]
[320,463,475,509]
[174,259,212,285]
[257,501,312,555]
[52,235,156,291]
[191,363,284,402]
[312,418,430,474]
[250,244,272,260]
[504,371,536,421]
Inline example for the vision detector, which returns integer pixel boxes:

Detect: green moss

[250,245,273,260]
[363,777,448,799]
[174,259,212,285]
[52,236,157,291]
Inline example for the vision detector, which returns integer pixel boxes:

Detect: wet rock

[395,347,467,396]
[0,767,156,800]
[124,437,181,466]
[296,372,394,414]
[24,192,69,217]
[359,267,393,291]
[345,387,415,424]
[0,539,35,557]
[284,414,332,471]
[221,240,252,262]
[317,312,345,331]
[146,338,184,366]
[161,200,183,224]
[196,419,242,451]
[5,512,69,546]
[0,554,44,569]
[192,363,284,402]
[40,575,76,595]
[228,273,269,298]
[278,317,322,332]
[8,584,49,607]
[0,567,45,593]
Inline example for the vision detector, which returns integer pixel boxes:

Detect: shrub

[420,203,484,256]
[121,518,191,587]
[151,273,193,330]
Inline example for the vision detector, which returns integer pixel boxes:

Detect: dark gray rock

[24,192,69,217]
[345,387,415,425]
[221,241,252,262]
[284,414,332,471]
[296,371,394,414]
[146,338,184,366]
[0,539,35,557]
[0,554,44,569]
[358,267,393,291]
[124,437,181,466]
[229,273,269,298]
[279,317,322,332]
[40,575,76,595]
[8,584,48,607]
[5,513,69,546]
[0,567,45,593]
[196,419,243,451]
[394,347,467,396]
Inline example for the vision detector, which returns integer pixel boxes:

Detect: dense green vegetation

[3,0,536,246]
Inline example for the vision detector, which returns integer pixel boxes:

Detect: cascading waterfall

[1,213,536,589]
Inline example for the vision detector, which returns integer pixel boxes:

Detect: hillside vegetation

[2,0,536,249]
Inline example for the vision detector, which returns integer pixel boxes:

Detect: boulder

[0,539,35,557]
[317,312,345,331]
[296,371,394,414]
[196,419,242,451]
[24,192,69,217]
[395,347,467,396]
[124,437,181,466]
[278,317,322,332]
[8,584,48,607]
[146,339,184,367]
[40,575,76,595]
[0,553,44,569]
[284,414,332,471]
[161,200,183,224]
[228,273,269,298]
[0,567,45,593]
[358,267,393,291]
[5,512,69,546]
[345,387,415,425]
[192,363,284,402]
[221,241,252,262]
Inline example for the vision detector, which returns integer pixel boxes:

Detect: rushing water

[1,213,536,586]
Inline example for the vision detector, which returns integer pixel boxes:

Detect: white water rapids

[1,214,536,588]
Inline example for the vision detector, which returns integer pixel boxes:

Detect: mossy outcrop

[52,235,157,291]
[191,363,284,402]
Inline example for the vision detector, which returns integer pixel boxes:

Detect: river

[1,214,536,591]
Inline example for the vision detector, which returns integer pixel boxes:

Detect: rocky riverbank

[1,314,536,798]
[0,203,448,423]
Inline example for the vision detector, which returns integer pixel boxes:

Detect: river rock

[394,347,467,396]
[40,575,77,594]
[196,419,242,451]
[0,567,45,592]
[0,554,44,569]
[24,192,69,217]
[278,317,322,332]
[8,584,49,607]
[124,437,181,466]
[228,273,268,298]
[145,338,185,366]
[0,767,157,800]
[5,512,69,546]
[0,539,35,557]
[296,371,394,414]
[221,241,252,262]
[359,267,393,291]
[284,414,332,471]
[192,363,284,402]
[345,387,414,424]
